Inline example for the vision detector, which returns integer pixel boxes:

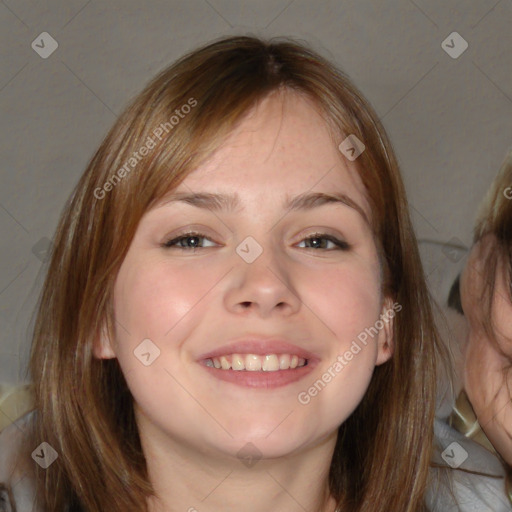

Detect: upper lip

[197,336,319,363]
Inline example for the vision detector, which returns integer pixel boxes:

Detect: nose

[224,239,302,318]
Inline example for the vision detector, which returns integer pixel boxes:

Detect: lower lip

[199,361,317,389]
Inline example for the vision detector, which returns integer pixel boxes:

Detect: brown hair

[469,149,512,495]
[472,149,512,341]
[24,35,445,511]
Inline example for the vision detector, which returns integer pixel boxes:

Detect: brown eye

[162,232,216,249]
[297,233,350,251]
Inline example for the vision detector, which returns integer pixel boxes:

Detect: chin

[221,434,305,461]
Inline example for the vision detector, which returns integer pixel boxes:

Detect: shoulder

[0,409,42,512]
[426,417,512,511]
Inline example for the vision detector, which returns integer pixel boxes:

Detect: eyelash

[162,231,350,251]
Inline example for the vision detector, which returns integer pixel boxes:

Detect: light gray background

[1,0,511,385]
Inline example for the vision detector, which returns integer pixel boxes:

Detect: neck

[140,417,339,512]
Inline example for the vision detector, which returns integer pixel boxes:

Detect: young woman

[437,149,512,509]
[1,35,464,511]
[460,149,512,497]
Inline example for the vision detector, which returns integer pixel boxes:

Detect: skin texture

[461,233,512,466]
[94,90,394,512]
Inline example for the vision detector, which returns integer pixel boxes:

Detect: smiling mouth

[203,353,307,371]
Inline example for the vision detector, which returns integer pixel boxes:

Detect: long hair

[469,149,512,496]
[24,35,444,511]
[472,149,512,342]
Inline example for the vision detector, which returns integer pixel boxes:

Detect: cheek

[491,293,512,357]
[111,258,219,424]
[113,257,216,342]
[294,262,383,417]
[309,261,382,346]
[109,257,215,396]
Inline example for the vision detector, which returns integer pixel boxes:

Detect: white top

[0,410,41,512]
[426,417,511,511]
[0,410,510,511]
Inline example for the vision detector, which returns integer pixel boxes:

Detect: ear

[375,296,397,366]
[92,321,116,359]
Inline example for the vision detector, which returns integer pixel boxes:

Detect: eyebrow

[160,191,369,224]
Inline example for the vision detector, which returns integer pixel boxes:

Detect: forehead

[161,90,371,220]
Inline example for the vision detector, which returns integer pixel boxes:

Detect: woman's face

[461,235,512,362]
[97,91,394,460]
[460,234,512,463]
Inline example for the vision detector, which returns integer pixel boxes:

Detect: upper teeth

[205,354,306,371]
